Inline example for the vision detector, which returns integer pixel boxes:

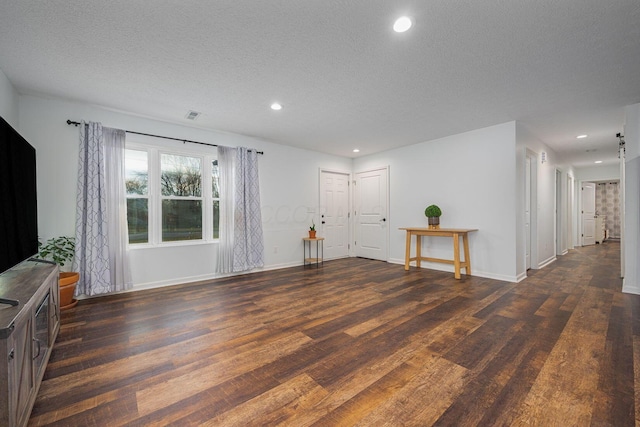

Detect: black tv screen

[0,116,38,274]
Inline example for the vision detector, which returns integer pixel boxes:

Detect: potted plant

[38,236,79,309]
[309,221,317,238]
[424,205,442,229]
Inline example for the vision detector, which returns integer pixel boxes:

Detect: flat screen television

[0,116,38,274]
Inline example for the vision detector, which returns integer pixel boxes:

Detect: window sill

[128,239,219,250]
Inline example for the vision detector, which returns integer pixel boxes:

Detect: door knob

[380,218,386,222]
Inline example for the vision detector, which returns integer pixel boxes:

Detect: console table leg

[463,233,471,275]
[453,233,461,279]
[404,231,411,270]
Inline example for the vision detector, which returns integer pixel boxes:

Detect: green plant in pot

[309,221,317,238]
[424,205,442,229]
[38,236,79,310]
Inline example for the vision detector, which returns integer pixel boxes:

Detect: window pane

[125,149,148,195]
[213,200,219,239]
[161,153,202,197]
[162,200,202,241]
[212,159,219,198]
[127,199,148,243]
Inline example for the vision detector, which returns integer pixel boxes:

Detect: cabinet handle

[33,338,41,360]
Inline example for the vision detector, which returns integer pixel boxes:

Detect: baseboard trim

[387,258,517,283]
[131,260,303,292]
[537,256,557,269]
[622,280,640,295]
[88,256,522,298]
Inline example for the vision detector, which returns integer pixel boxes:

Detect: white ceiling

[1,1,639,167]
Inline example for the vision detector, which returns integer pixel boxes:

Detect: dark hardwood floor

[29,241,638,426]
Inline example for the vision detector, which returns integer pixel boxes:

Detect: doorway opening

[594,180,621,242]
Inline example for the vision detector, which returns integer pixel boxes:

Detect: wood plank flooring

[28,240,638,426]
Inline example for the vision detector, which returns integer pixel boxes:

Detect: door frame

[353,166,390,260]
[555,169,560,255]
[555,168,566,255]
[620,145,625,278]
[525,149,538,271]
[318,168,352,260]
[567,174,575,251]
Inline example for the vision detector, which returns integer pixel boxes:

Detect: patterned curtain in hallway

[595,181,621,238]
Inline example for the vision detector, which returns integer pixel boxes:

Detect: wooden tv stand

[0,259,60,427]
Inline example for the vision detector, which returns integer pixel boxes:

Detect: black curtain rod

[66,120,264,154]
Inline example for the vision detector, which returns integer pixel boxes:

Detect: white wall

[18,94,352,290]
[516,124,560,274]
[575,164,620,181]
[0,67,19,128]
[623,103,640,294]
[354,122,519,282]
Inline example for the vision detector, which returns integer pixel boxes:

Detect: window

[125,149,149,244]
[125,144,219,245]
[160,153,202,241]
[212,160,220,239]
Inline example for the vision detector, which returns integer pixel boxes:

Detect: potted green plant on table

[38,236,79,310]
[424,205,442,229]
[309,221,317,238]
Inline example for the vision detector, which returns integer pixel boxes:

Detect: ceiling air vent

[185,110,201,120]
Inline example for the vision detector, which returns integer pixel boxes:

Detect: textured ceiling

[1,1,639,167]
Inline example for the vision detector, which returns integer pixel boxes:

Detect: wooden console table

[399,228,477,279]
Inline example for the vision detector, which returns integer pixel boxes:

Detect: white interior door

[581,182,596,246]
[355,168,388,261]
[525,156,531,269]
[319,170,349,259]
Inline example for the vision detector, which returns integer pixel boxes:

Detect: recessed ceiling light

[353,149,360,153]
[594,160,603,164]
[393,16,412,33]
[270,103,283,111]
[576,134,588,139]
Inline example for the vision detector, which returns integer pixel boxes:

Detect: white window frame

[126,140,218,248]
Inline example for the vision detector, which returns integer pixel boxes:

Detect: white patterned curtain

[217,146,235,273]
[103,127,132,290]
[216,146,264,273]
[73,122,132,296]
